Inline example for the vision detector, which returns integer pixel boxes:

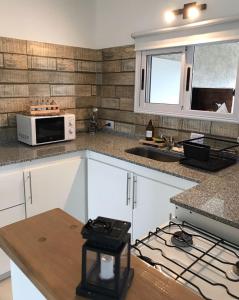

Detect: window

[136,47,190,115]
[134,41,239,122]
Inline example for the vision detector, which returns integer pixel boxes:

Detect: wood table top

[0,209,202,300]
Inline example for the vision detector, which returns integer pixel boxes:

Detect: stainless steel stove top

[132,221,239,300]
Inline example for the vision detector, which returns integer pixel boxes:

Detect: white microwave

[16,113,76,146]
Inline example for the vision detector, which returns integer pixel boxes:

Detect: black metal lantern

[76,217,134,300]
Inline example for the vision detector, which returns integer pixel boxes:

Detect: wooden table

[0,209,202,300]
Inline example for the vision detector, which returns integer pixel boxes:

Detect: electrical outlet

[105,120,114,130]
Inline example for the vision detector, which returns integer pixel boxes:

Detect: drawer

[0,168,25,211]
[0,204,26,279]
[0,204,26,228]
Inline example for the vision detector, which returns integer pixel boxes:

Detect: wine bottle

[145,120,154,141]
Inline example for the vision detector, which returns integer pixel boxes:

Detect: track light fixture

[165,2,207,23]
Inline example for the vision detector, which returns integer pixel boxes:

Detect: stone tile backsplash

[0,38,238,141]
[0,36,100,134]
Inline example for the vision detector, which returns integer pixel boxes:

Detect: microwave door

[35,117,65,144]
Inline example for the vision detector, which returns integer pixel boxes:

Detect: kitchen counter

[0,132,210,182]
[0,132,239,229]
[0,209,202,300]
[171,167,239,229]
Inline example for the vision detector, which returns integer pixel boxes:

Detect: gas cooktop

[132,221,239,300]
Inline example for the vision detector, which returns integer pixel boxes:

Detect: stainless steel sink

[125,146,181,162]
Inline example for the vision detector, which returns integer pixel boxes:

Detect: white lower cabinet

[24,154,86,223]
[0,163,26,279]
[88,159,132,223]
[0,205,25,280]
[0,164,25,211]
[88,156,196,242]
[132,175,181,240]
[0,153,86,282]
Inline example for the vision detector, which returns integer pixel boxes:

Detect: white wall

[0,0,96,48]
[1,0,239,49]
[95,0,239,49]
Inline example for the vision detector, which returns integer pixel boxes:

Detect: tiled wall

[98,45,239,140]
[0,38,238,141]
[97,46,136,135]
[0,36,101,140]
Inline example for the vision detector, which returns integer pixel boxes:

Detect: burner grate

[132,221,239,300]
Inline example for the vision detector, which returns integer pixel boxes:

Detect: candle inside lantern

[99,254,115,280]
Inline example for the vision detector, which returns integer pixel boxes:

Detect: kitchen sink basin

[125,146,182,162]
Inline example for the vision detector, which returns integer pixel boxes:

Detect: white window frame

[134,43,239,123]
[135,46,192,116]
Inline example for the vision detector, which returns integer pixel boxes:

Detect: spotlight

[187,5,200,19]
[164,2,207,23]
[164,10,176,23]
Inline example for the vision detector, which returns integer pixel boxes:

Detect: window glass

[191,42,239,114]
[148,53,183,105]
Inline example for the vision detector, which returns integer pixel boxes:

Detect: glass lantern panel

[119,243,129,290]
[85,250,98,285]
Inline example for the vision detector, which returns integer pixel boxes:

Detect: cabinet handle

[126,173,131,206]
[141,68,145,90]
[29,171,33,204]
[23,172,27,205]
[186,67,191,91]
[133,176,137,209]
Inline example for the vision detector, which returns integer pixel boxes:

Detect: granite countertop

[0,132,239,230]
[171,166,239,229]
[0,132,211,182]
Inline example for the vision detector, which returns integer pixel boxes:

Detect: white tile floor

[0,278,12,300]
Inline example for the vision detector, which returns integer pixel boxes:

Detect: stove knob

[69,129,74,134]
[69,122,73,126]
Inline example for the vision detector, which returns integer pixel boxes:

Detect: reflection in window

[191,42,239,113]
[148,53,183,105]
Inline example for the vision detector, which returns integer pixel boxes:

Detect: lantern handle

[85,219,112,233]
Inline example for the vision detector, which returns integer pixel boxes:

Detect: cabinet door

[132,175,182,241]
[88,159,132,224]
[25,157,86,222]
[0,205,25,280]
[0,166,25,211]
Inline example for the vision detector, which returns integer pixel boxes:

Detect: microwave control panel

[65,114,76,140]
